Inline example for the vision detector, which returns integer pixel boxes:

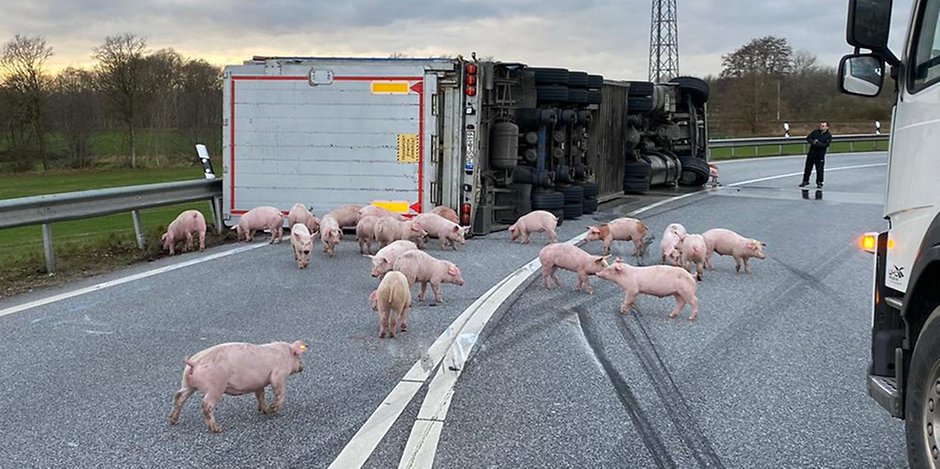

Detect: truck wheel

[511,183,533,218]
[623,177,651,194]
[566,88,588,104]
[563,201,583,219]
[586,89,603,105]
[558,184,584,204]
[586,74,604,89]
[568,71,589,88]
[906,306,940,469]
[627,96,655,113]
[582,197,598,214]
[678,157,709,186]
[531,67,569,85]
[580,181,599,198]
[669,76,710,106]
[537,86,568,104]
[532,189,565,211]
[627,81,654,97]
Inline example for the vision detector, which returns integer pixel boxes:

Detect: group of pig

[507,209,766,321]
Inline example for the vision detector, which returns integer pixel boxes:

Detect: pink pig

[596,259,700,320]
[660,223,687,265]
[234,206,284,244]
[319,215,342,256]
[290,223,314,269]
[367,240,419,278]
[356,215,380,255]
[508,210,558,244]
[369,270,412,338]
[676,233,707,281]
[431,206,460,224]
[359,205,403,221]
[538,243,610,294]
[374,218,428,248]
[168,340,308,433]
[162,210,207,255]
[414,213,467,250]
[584,217,649,257]
[702,228,767,273]
[328,204,362,228]
[392,250,465,304]
[287,203,320,234]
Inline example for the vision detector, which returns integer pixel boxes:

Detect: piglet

[702,228,766,273]
[538,243,609,294]
[414,213,466,250]
[596,259,699,320]
[508,210,558,244]
[287,203,320,234]
[290,223,315,269]
[660,223,687,265]
[374,218,428,248]
[584,217,648,257]
[234,206,284,244]
[328,204,362,228]
[356,215,381,255]
[162,210,207,255]
[431,206,460,224]
[168,340,308,433]
[392,250,464,304]
[359,205,403,221]
[320,215,342,256]
[369,271,412,338]
[676,233,707,281]
[367,240,419,278]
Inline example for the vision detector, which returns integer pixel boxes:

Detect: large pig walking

[584,217,649,257]
[702,228,766,273]
[169,340,308,433]
[508,210,558,244]
[597,259,700,320]
[369,271,412,338]
[367,240,419,278]
[392,250,464,304]
[538,243,609,294]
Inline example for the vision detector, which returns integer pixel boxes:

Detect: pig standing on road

[676,233,708,281]
[356,215,381,255]
[413,213,466,250]
[392,250,464,304]
[660,223,687,265]
[359,205,403,221]
[508,210,558,244]
[431,206,460,224]
[374,218,428,248]
[287,203,320,234]
[369,271,412,338]
[168,340,308,433]
[328,204,362,229]
[162,210,207,255]
[234,206,284,244]
[702,228,766,273]
[584,217,649,257]
[320,215,342,256]
[597,258,700,320]
[538,243,609,294]
[367,240,419,278]
[290,223,315,269]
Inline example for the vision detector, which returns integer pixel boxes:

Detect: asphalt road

[0,152,904,468]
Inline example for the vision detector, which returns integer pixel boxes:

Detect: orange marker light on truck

[860,232,877,254]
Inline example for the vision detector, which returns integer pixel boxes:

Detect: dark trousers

[802,154,825,184]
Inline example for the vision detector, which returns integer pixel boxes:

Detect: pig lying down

[539,243,609,294]
[169,340,308,433]
[597,259,700,320]
[162,210,206,255]
[369,271,412,338]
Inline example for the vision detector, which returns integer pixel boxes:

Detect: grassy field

[710,138,889,160]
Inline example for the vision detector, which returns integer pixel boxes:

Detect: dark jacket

[806,129,832,158]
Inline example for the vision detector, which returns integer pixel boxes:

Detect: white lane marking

[726,163,886,187]
[713,151,885,165]
[0,243,267,318]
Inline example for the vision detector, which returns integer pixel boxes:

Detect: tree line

[704,35,895,138]
[0,33,221,172]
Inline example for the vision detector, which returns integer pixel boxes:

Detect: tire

[537,86,568,103]
[624,161,653,179]
[670,76,710,106]
[905,307,940,468]
[623,177,651,193]
[558,185,584,203]
[563,201,583,220]
[531,67,570,85]
[586,89,603,105]
[532,189,564,210]
[567,88,588,104]
[678,156,709,187]
[568,71,589,88]
[627,81,654,97]
[580,181,599,198]
[586,74,604,89]
[511,183,533,218]
[627,96,654,113]
[582,197,598,214]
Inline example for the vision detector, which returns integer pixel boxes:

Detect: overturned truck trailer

[221,56,709,236]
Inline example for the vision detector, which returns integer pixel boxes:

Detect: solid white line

[714,151,885,165]
[0,243,267,318]
[726,163,886,187]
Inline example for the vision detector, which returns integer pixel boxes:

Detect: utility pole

[648,0,679,83]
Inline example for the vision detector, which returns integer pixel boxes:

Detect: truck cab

[840,0,940,466]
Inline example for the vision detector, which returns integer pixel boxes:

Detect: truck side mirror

[839,54,885,97]
[847,0,893,51]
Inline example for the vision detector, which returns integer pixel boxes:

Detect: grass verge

[710,138,888,160]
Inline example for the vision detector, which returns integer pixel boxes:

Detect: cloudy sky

[1,0,916,80]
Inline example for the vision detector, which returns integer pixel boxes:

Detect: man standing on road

[800,121,832,189]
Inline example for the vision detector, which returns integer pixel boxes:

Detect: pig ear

[614,256,623,263]
[291,341,308,355]
[593,256,606,265]
[452,225,460,233]
[448,265,460,276]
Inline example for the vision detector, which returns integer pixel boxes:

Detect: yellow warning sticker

[372,81,410,94]
[397,134,420,163]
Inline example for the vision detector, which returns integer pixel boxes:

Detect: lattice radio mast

[649,0,679,83]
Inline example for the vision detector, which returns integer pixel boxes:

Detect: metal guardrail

[709,133,890,157]
[0,178,222,274]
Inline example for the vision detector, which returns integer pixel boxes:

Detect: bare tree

[51,67,100,168]
[0,34,53,170]
[179,58,222,155]
[142,48,183,163]
[93,33,147,168]
[720,36,793,78]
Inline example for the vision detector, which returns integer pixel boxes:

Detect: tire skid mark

[577,308,678,469]
[617,311,726,469]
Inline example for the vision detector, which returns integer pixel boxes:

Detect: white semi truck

[840,0,940,466]
[221,56,710,235]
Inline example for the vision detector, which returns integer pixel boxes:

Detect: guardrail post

[778,144,783,156]
[42,223,55,274]
[210,196,223,234]
[131,209,146,250]
[850,141,855,152]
